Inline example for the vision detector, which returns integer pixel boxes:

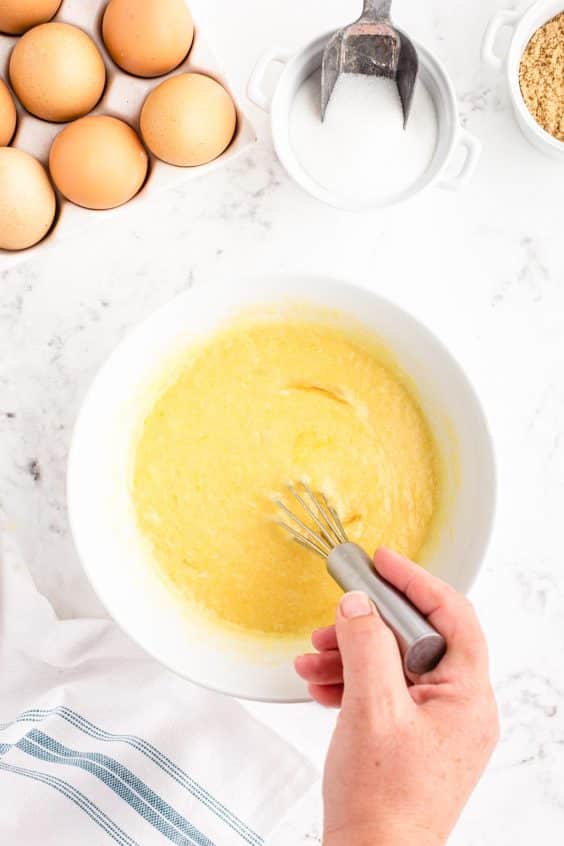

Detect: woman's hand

[295,547,499,846]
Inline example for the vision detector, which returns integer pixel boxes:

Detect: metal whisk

[276,482,446,675]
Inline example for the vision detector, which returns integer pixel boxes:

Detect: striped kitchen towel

[0,535,317,845]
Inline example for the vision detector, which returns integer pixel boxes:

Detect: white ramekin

[482,0,564,158]
[68,274,496,703]
[247,32,481,210]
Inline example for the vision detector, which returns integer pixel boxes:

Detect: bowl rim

[67,273,497,702]
[268,31,462,211]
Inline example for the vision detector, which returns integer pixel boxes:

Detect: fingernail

[340,591,372,619]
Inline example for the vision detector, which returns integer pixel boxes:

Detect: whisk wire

[276,481,350,558]
[288,483,338,549]
[276,521,329,558]
[274,499,332,555]
[320,493,348,544]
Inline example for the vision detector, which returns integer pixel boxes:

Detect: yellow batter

[132,318,439,637]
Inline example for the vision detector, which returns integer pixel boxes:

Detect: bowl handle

[481,8,521,70]
[440,129,482,191]
[247,47,294,111]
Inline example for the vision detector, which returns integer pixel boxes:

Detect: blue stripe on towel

[0,706,262,846]
[60,708,262,846]
[0,759,139,846]
[17,732,212,846]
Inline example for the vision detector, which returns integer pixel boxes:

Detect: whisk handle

[327,543,446,675]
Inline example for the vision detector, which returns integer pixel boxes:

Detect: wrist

[323,822,446,846]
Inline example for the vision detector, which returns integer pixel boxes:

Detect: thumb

[336,591,410,714]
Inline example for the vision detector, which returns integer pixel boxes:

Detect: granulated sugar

[289,70,438,203]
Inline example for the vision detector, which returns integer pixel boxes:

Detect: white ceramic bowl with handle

[247,33,481,209]
[482,0,564,158]
[68,274,496,702]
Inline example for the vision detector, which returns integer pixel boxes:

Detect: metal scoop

[321,0,418,127]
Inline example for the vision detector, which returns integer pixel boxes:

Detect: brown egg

[140,73,236,167]
[0,79,17,146]
[9,23,106,123]
[0,148,56,250]
[0,0,62,35]
[102,0,194,78]
[49,115,148,210]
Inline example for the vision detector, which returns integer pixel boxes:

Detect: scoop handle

[327,543,446,675]
[361,0,392,21]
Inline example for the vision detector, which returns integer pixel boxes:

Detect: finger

[336,591,411,715]
[311,625,338,652]
[308,682,343,708]
[373,547,488,676]
[409,683,440,706]
[295,650,343,685]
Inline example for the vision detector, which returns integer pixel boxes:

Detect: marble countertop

[2,0,564,842]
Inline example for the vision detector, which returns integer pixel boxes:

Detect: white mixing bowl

[482,0,564,158]
[68,275,496,702]
[247,33,481,209]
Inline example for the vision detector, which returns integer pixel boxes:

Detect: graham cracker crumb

[519,12,564,141]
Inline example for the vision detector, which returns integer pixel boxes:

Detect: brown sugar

[519,12,564,141]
